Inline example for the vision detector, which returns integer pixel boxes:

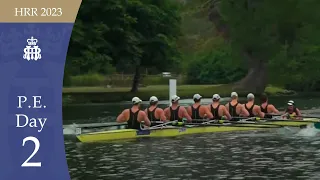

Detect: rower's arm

[157,109,167,122]
[225,103,229,111]
[186,106,192,117]
[222,106,232,120]
[240,105,250,117]
[255,106,265,118]
[164,108,170,120]
[296,108,302,119]
[182,107,192,122]
[204,107,214,119]
[270,105,279,114]
[140,111,151,127]
[116,110,128,123]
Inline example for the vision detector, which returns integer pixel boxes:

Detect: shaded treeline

[65,0,320,93]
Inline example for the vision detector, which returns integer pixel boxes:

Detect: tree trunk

[130,66,140,92]
[232,52,268,94]
[208,0,268,94]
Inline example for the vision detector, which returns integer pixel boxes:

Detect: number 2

[21,136,41,167]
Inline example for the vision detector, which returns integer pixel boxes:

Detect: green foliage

[64,0,320,93]
[66,0,182,78]
[70,74,106,87]
[266,0,320,91]
[186,43,246,84]
[67,74,186,87]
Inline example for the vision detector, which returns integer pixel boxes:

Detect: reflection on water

[66,131,320,180]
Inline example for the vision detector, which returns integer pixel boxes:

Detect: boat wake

[63,124,79,135]
[296,124,320,137]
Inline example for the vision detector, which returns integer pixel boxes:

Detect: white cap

[171,95,180,102]
[247,93,255,99]
[193,94,202,100]
[132,97,142,104]
[149,96,158,102]
[212,94,220,100]
[287,100,294,106]
[231,92,238,97]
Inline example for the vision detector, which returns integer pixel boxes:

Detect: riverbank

[62,84,294,104]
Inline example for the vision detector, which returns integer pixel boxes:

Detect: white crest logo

[23,36,42,61]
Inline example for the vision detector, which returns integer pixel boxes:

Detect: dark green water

[64,97,320,180]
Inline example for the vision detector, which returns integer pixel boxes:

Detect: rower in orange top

[208,94,232,120]
[116,97,151,129]
[225,92,249,120]
[244,93,265,118]
[186,94,213,122]
[259,93,279,119]
[164,95,192,122]
[145,96,167,126]
[284,100,302,120]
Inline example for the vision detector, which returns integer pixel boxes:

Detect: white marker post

[169,79,177,106]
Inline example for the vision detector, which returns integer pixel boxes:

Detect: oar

[265,113,320,119]
[256,118,319,123]
[195,117,308,128]
[141,120,178,130]
[71,122,127,129]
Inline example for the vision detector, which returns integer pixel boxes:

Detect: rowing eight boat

[76,118,319,143]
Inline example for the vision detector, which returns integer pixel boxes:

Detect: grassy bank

[65,73,187,87]
[63,84,293,104]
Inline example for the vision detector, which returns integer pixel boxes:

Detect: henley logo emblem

[23,36,41,61]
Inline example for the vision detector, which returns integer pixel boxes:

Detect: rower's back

[169,106,183,121]
[244,103,255,117]
[259,93,279,118]
[228,101,240,117]
[146,107,160,126]
[190,105,201,119]
[127,108,142,129]
[210,103,222,120]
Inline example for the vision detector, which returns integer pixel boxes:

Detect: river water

[63,97,320,180]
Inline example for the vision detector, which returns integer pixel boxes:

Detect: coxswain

[244,93,265,118]
[145,96,167,126]
[208,94,232,120]
[225,92,249,120]
[259,93,279,119]
[116,97,151,129]
[284,100,302,120]
[186,94,213,122]
[164,95,192,122]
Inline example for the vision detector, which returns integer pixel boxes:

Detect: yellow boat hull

[77,118,318,143]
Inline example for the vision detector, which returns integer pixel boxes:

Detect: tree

[207,0,320,93]
[66,0,182,92]
[124,0,182,92]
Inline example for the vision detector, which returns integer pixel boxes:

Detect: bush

[142,75,186,85]
[186,47,246,84]
[70,74,105,86]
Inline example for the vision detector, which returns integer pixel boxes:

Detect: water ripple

[66,131,320,180]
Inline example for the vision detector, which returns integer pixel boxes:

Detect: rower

[225,92,249,120]
[208,94,231,120]
[186,94,213,122]
[116,97,151,129]
[244,93,265,118]
[145,96,167,126]
[164,95,192,122]
[284,100,302,120]
[259,93,279,118]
